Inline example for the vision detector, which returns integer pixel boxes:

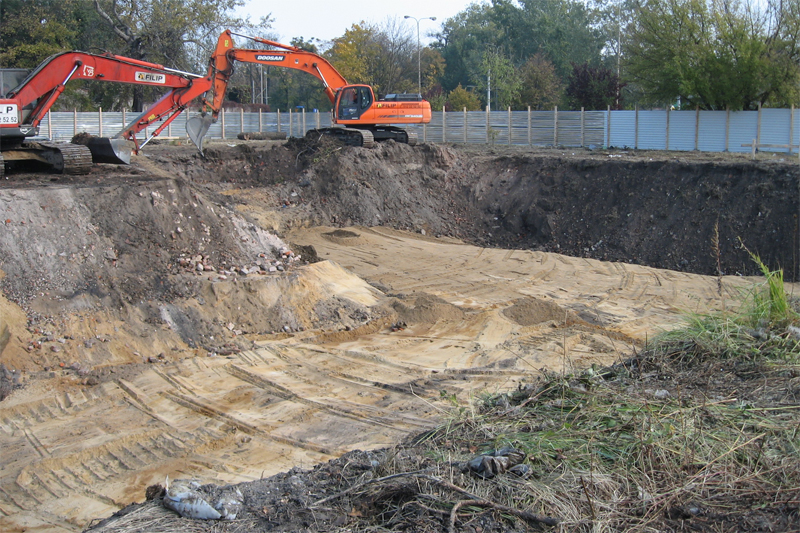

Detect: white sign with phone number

[0,104,19,124]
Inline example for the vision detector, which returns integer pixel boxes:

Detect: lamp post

[404,15,436,96]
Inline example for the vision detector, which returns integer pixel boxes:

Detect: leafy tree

[325,19,420,96]
[420,48,446,97]
[447,84,482,110]
[491,0,606,76]
[624,0,800,110]
[92,0,248,110]
[0,0,128,110]
[285,37,329,109]
[368,18,417,95]
[0,0,84,67]
[426,85,447,112]
[290,37,321,54]
[566,62,623,109]
[589,0,637,80]
[434,4,502,92]
[244,36,329,111]
[434,0,606,96]
[478,49,520,110]
[93,0,245,66]
[513,53,564,110]
[325,23,379,86]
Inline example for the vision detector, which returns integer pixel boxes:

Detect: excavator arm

[5,51,202,132]
[184,30,344,152]
[117,32,236,152]
[115,79,212,152]
[206,30,347,112]
[0,50,215,169]
[0,34,242,176]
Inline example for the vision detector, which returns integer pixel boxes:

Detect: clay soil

[0,137,799,533]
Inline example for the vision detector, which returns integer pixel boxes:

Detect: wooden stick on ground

[311,471,559,529]
[448,498,559,533]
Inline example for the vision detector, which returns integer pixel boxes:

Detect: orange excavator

[0,41,234,177]
[186,30,432,151]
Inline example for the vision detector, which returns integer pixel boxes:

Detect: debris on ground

[160,478,242,520]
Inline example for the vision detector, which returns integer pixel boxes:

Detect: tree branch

[448,498,559,533]
[94,0,134,44]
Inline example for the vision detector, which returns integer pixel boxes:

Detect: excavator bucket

[86,137,131,165]
[187,115,214,155]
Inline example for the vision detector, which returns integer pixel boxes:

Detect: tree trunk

[132,86,145,113]
[94,1,147,111]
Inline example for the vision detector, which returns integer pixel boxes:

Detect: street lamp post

[404,15,436,96]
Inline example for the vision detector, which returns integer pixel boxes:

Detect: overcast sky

[236,0,482,45]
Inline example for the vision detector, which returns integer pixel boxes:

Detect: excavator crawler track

[25,141,93,175]
[352,128,375,148]
[369,126,417,145]
[306,128,376,148]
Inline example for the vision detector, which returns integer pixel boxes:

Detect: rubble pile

[175,248,303,280]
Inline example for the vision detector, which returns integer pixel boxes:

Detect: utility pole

[487,70,491,112]
[404,15,437,96]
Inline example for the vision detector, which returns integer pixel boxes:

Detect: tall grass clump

[652,252,799,364]
[741,248,798,328]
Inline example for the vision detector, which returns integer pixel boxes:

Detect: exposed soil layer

[139,138,800,280]
[6,139,796,285]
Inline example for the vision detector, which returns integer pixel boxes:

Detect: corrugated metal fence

[41,106,800,154]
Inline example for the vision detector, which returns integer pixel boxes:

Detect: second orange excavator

[187,30,432,151]
[0,51,223,176]
[0,35,237,177]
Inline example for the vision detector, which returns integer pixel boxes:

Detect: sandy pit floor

[0,226,769,532]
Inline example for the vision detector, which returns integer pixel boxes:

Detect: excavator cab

[335,86,373,121]
[0,69,28,98]
[1,69,36,129]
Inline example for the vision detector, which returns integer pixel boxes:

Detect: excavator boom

[208,43,346,111]
[5,51,200,125]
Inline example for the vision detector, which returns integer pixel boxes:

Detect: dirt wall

[153,140,800,281]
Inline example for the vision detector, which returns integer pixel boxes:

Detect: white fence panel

[585,111,606,148]
[35,107,799,154]
[728,112,759,153]
[609,110,636,148]
[487,111,509,144]
[698,111,727,152]
[509,113,527,145]
[638,110,667,150]
[761,108,792,149]
[667,111,696,151]
[531,111,555,145]
[557,111,582,147]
